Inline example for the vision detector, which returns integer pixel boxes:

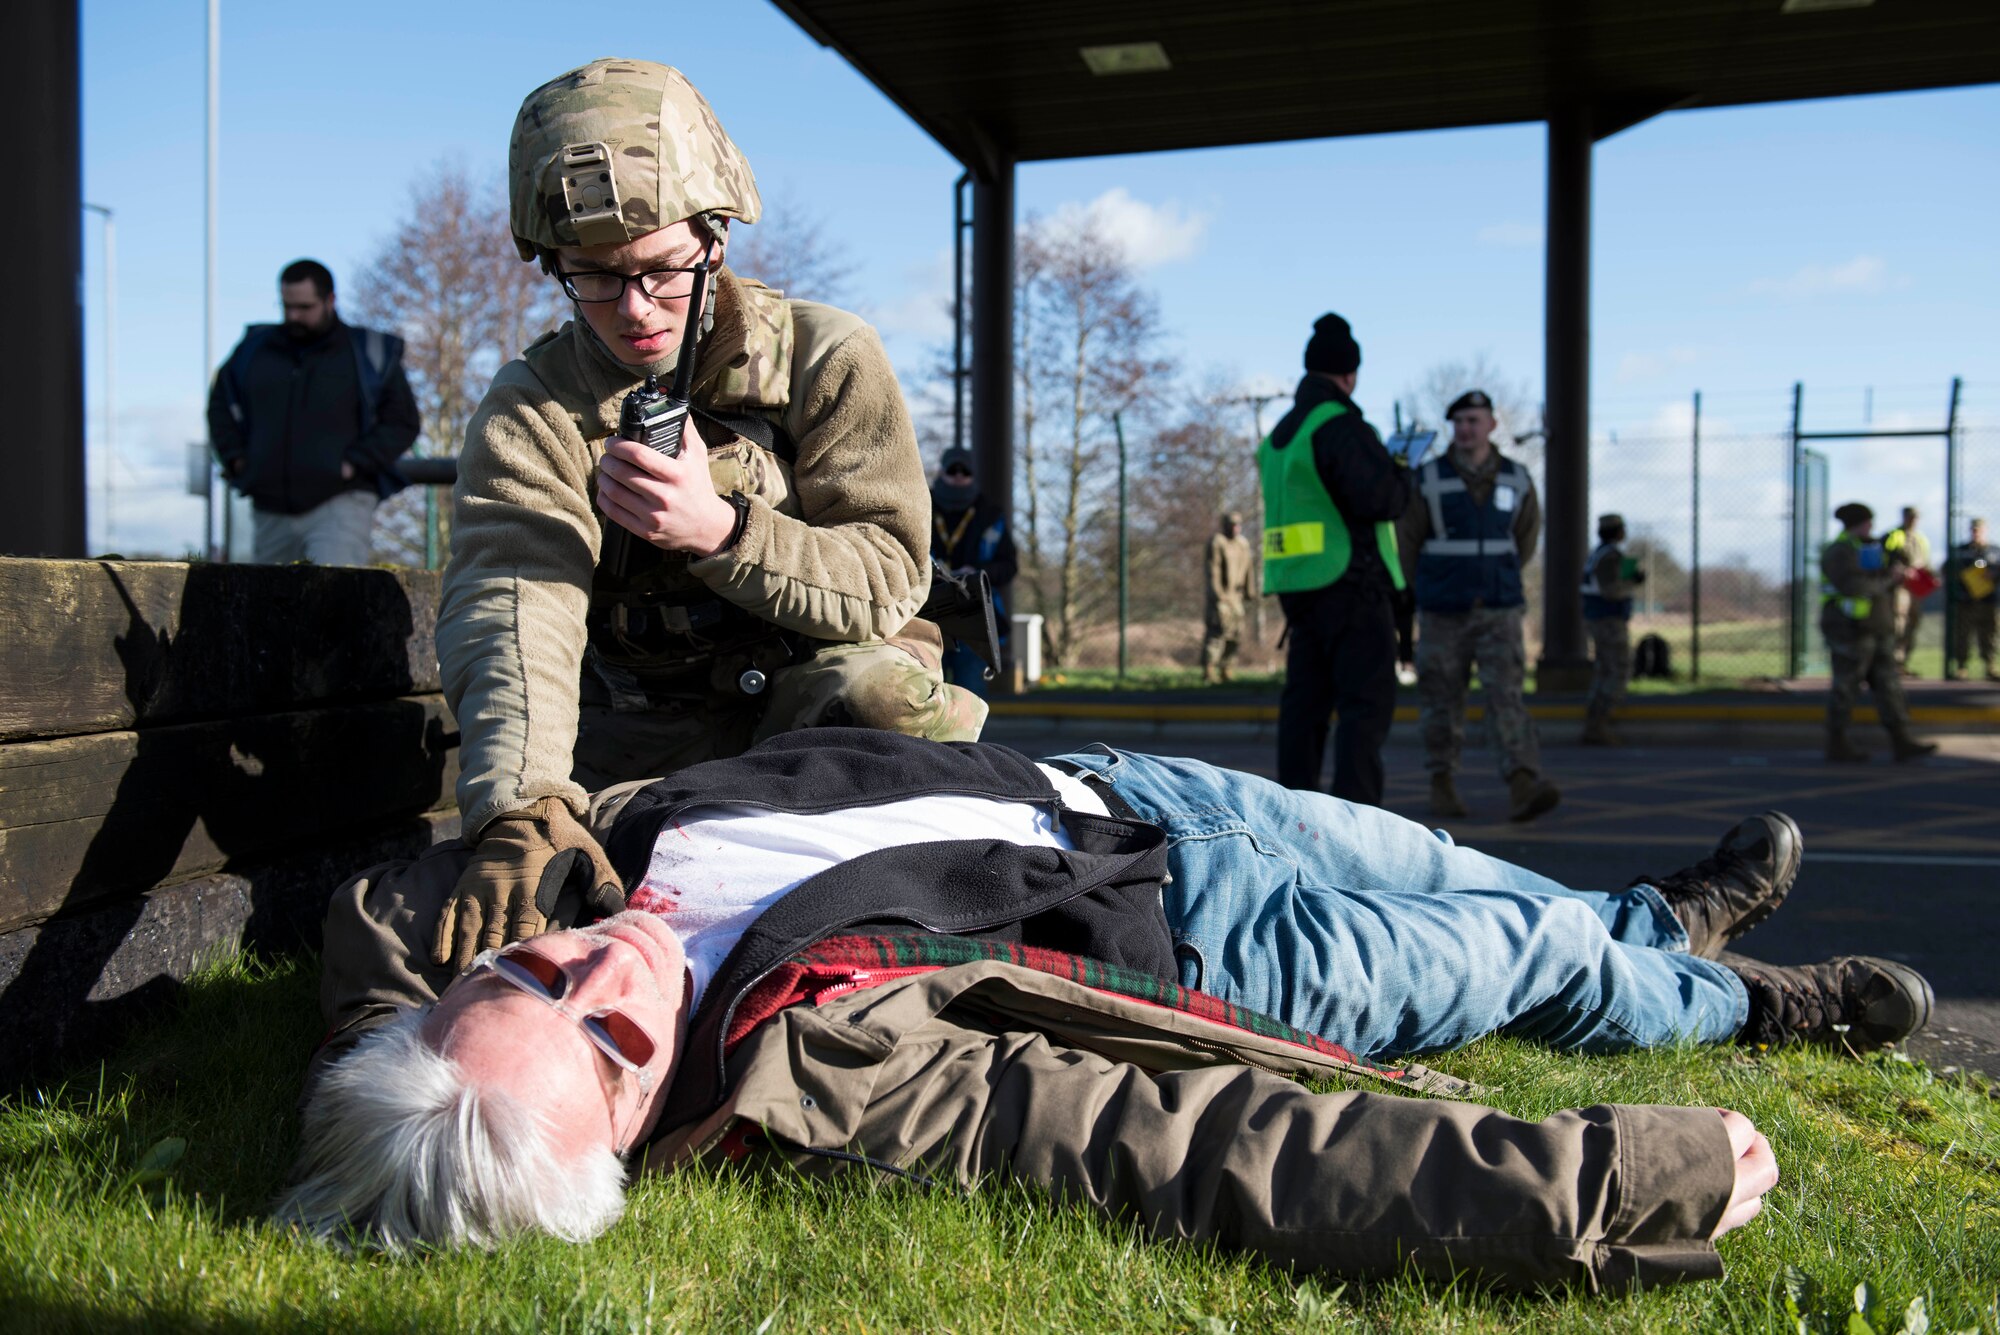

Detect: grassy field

[3,951,1996,1333]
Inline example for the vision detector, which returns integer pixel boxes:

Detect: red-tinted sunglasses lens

[583,1010,657,1069]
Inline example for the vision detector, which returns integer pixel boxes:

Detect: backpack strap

[350,327,404,437]
[694,405,796,464]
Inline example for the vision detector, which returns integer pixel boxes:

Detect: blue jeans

[1048,746,1748,1057]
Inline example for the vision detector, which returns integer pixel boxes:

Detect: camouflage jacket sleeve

[687,320,928,642]
[1513,470,1542,565]
[436,359,599,838]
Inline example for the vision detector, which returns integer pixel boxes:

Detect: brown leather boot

[1730,955,1933,1052]
[1578,712,1620,746]
[1825,731,1869,763]
[1890,733,1939,762]
[1428,773,1469,819]
[1506,769,1561,823]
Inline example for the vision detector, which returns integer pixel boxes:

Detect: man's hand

[597,417,738,557]
[1713,1108,1779,1238]
[340,461,356,481]
[430,796,627,973]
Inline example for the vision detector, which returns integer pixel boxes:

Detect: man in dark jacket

[1258,313,1411,806]
[929,447,1018,696]
[280,728,1937,1287]
[207,259,421,565]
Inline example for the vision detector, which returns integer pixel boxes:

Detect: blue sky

[82,0,2000,560]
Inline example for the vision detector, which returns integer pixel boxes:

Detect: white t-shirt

[625,764,1111,1007]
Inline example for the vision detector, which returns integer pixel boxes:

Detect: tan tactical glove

[431,796,627,973]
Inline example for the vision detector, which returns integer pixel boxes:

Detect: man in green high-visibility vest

[1258,313,1412,806]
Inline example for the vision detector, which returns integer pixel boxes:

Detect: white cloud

[1614,346,1703,384]
[1747,254,1905,300]
[1049,188,1209,268]
[1475,222,1544,248]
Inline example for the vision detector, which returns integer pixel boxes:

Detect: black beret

[1833,502,1874,527]
[1447,389,1494,418]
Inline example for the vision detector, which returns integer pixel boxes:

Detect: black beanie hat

[1303,313,1361,376]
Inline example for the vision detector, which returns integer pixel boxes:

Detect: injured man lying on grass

[280,729,1933,1292]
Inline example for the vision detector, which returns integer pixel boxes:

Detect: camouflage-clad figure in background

[1945,517,1998,681]
[1398,391,1560,823]
[1580,513,1644,746]
[428,59,982,974]
[1820,502,1936,764]
[1202,512,1254,683]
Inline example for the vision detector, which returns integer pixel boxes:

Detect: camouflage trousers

[1950,602,1997,670]
[1203,596,1246,678]
[574,618,987,789]
[1823,617,1914,739]
[1417,606,1543,781]
[1585,617,1632,719]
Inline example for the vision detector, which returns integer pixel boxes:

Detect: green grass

[4,951,1997,1333]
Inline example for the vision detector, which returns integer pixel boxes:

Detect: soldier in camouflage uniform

[1820,502,1937,764]
[1398,391,1560,822]
[428,59,982,972]
[1202,512,1254,683]
[1580,513,1644,746]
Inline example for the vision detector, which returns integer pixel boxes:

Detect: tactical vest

[1821,531,1879,621]
[526,274,807,687]
[1413,453,1528,613]
[1580,541,1634,621]
[1257,402,1404,595]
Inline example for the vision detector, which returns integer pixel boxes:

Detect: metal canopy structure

[772,0,2000,169]
[770,0,2000,684]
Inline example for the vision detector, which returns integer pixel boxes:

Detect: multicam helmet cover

[508,58,762,260]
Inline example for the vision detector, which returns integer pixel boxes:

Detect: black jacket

[603,728,1175,1124]
[207,320,421,515]
[1268,375,1412,608]
[930,492,1019,591]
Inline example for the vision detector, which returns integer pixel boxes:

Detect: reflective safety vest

[1257,401,1404,595]
[1580,541,1634,621]
[1821,530,1880,620]
[1412,453,1528,613]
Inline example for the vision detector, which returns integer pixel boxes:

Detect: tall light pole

[206,0,223,559]
[84,203,115,552]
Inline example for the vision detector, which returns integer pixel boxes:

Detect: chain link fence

[1001,388,1997,686]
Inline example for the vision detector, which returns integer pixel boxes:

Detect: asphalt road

[984,716,2000,1082]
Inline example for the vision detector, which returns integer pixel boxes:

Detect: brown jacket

[438,271,931,837]
[1205,532,1254,609]
[318,813,1735,1295]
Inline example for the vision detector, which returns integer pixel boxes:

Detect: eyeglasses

[943,465,974,479]
[554,264,706,305]
[473,945,659,1073]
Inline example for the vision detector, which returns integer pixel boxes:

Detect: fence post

[1691,389,1701,683]
[1114,410,1129,684]
[1943,375,1962,680]
[1787,382,1804,679]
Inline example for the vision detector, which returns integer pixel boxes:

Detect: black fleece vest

[604,728,1175,1125]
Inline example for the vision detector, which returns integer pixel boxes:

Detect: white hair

[277,1008,628,1253]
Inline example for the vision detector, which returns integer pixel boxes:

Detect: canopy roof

[772,0,2000,167]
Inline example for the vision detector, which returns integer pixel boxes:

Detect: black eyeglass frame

[553,261,711,305]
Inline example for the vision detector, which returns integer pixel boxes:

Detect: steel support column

[1,2,85,557]
[1538,103,1593,689]
[969,160,1015,522]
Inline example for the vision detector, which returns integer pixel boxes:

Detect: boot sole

[1850,956,1934,1047]
[1712,811,1803,955]
[1508,787,1560,823]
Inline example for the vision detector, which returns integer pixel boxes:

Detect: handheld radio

[600,251,714,579]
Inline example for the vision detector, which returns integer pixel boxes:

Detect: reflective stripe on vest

[1256,401,1404,593]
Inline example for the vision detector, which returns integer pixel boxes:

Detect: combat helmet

[508,58,762,263]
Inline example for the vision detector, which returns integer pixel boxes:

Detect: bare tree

[349,161,563,565]
[728,192,857,307]
[1011,210,1175,664]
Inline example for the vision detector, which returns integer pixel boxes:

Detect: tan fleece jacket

[439,272,930,837]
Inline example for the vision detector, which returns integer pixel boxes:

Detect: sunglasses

[477,947,659,1072]
[943,465,974,478]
